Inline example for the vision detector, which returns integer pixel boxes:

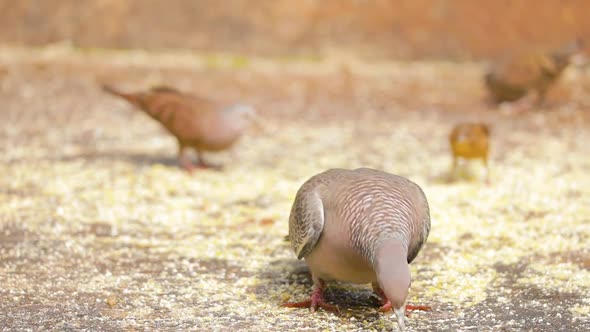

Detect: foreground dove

[283,168,431,331]
[449,123,491,183]
[484,40,583,109]
[103,85,258,171]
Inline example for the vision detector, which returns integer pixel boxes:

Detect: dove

[484,40,584,109]
[283,168,431,331]
[102,85,258,171]
[449,123,490,182]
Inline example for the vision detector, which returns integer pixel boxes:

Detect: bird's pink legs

[177,146,221,172]
[196,151,222,170]
[499,91,538,115]
[373,284,431,316]
[196,159,221,170]
[177,145,196,172]
[180,161,195,172]
[282,279,340,313]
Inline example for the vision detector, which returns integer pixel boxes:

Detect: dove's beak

[571,53,588,67]
[248,111,268,133]
[394,307,406,332]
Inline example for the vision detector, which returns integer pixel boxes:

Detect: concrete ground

[0,45,589,331]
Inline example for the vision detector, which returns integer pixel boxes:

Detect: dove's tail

[102,85,142,105]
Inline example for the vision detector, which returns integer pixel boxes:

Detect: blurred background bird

[449,123,491,183]
[484,39,585,112]
[102,85,260,172]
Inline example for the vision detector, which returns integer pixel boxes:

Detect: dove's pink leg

[373,283,431,316]
[178,146,195,172]
[499,90,538,114]
[196,159,221,169]
[177,145,220,171]
[195,151,222,170]
[282,279,339,313]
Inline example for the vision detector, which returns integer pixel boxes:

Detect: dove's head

[223,104,263,131]
[375,240,411,332]
[550,39,586,73]
[225,103,256,116]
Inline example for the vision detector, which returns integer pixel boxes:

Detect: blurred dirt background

[1,0,590,59]
[1,1,590,332]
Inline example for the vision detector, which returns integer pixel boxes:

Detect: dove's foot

[379,300,431,316]
[374,284,430,315]
[282,283,339,313]
[196,159,223,170]
[406,304,432,311]
[179,159,196,173]
[499,94,537,115]
[282,298,339,313]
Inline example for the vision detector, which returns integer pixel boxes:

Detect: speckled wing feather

[288,175,329,260]
[406,183,430,264]
[344,168,431,265]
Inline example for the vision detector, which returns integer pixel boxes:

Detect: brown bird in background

[103,85,259,172]
[485,40,584,109]
[449,123,490,182]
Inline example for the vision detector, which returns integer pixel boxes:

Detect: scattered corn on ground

[0,45,589,331]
